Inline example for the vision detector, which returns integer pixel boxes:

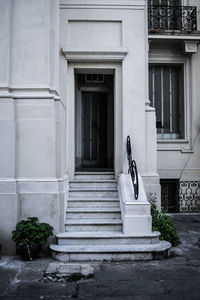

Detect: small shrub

[12,217,53,260]
[147,193,180,247]
[12,217,53,247]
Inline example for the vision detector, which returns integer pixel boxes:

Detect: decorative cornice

[148,34,200,41]
[0,87,65,107]
[60,0,145,10]
[62,48,128,62]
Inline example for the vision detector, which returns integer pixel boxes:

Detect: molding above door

[62,48,128,62]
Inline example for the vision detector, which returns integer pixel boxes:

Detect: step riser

[57,237,160,246]
[66,212,121,219]
[65,224,122,232]
[69,191,118,197]
[52,252,153,262]
[70,182,117,188]
[74,175,115,180]
[68,201,120,208]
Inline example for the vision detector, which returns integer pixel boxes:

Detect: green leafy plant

[147,193,180,247]
[12,217,53,260]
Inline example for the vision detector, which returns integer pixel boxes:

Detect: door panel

[82,92,107,168]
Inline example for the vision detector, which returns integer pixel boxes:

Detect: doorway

[75,73,114,171]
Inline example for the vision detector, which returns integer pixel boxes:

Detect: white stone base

[0,191,18,254]
[118,173,152,235]
[0,177,69,255]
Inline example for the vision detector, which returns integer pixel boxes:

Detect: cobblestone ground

[0,215,200,300]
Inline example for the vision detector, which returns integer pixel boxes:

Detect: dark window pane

[161,179,180,213]
[163,67,170,133]
[172,67,180,134]
[154,67,162,133]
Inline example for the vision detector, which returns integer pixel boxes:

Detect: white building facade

[0,0,199,257]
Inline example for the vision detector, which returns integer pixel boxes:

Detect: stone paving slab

[44,262,94,281]
[0,215,200,299]
[14,282,77,298]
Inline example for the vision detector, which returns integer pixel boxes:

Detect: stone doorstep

[44,262,94,282]
[50,241,171,253]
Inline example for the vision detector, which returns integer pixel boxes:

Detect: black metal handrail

[148,5,197,32]
[126,136,139,200]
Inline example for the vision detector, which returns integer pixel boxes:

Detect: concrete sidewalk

[0,214,200,300]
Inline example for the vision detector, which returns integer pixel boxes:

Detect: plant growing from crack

[147,193,180,247]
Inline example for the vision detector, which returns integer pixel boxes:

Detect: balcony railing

[148,5,197,32]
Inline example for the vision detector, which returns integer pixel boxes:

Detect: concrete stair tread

[70,180,117,183]
[68,197,119,201]
[69,188,118,191]
[65,219,122,225]
[67,208,121,213]
[56,231,161,238]
[75,172,115,175]
[50,241,171,253]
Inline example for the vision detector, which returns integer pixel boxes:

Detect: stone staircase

[50,172,171,261]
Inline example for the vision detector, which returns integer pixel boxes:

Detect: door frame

[66,63,123,179]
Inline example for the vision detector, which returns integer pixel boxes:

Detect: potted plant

[12,217,53,260]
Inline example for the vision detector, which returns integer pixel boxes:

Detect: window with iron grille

[160,179,180,213]
[149,64,184,139]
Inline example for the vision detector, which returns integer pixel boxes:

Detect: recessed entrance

[75,73,114,171]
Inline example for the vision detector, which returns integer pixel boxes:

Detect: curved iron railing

[126,136,139,200]
[148,5,197,32]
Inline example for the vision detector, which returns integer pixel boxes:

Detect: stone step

[67,198,120,208]
[70,180,117,189]
[66,207,121,219]
[56,231,161,246]
[65,218,122,232]
[74,172,115,180]
[69,188,118,198]
[50,241,171,262]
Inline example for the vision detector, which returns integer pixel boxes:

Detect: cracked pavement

[0,214,200,300]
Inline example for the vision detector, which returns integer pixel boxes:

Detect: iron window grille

[180,182,200,213]
[161,180,200,213]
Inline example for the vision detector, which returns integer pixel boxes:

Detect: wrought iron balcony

[148,5,197,32]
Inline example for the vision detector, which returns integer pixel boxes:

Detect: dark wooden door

[82,92,107,168]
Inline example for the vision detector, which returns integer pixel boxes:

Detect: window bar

[89,97,92,160]
[167,0,170,30]
[159,0,162,29]
[161,67,164,135]
[150,0,153,28]
[152,67,155,107]
[169,67,173,135]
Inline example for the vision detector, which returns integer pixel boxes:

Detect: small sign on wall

[184,41,198,54]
